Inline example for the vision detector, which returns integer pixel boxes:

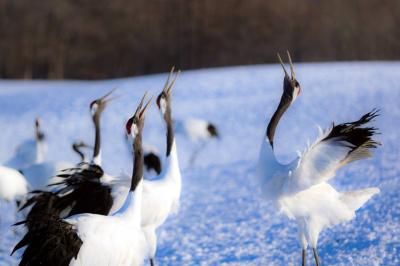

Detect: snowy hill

[0,62,399,265]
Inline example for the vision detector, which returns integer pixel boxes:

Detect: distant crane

[175,117,219,166]
[6,118,46,170]
[72,141,92,163]
[18,119,73,190]
[256,52,380,266]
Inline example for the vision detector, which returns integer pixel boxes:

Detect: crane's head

[156,67,180,117]
[35,117,45,141]
[72,141,92,150]
[126,92,152,139]
[277,51,301,103]
[207,123,219,139]
[266,52,301,147]
[90,88,117,121]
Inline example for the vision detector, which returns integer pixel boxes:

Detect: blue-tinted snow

[0,62,399,265]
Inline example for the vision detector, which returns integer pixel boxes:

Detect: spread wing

[49,163,113,217]
[20,163,113,229]
[12,202,82,266]
[288,110,380,193]
[13,163,114,265]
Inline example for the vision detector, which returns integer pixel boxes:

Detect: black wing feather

[13,163,113,264]
[322,109,380,157]
[13,197,82,266]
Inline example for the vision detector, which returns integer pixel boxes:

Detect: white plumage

[69,182,148,266]
[0,165,28,202]
[5,139,45,170]
[258,138,379,248]
[175,117,219,166]
[175,118,218,143]
[257,52,380,266]
[110,69,182,265]
[6,118,46,170]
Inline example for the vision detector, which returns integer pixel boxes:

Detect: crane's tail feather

[340,187,380,212]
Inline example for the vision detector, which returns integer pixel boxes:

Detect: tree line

[0,0,399,79]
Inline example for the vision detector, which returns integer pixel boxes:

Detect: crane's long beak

[163,67,180,94]
[286,50,296,80]
[277,53,289,79]
[277,51,296,81]
[100,87,119,105]
[139,97,153,118]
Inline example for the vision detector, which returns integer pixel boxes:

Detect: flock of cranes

[0,53,380,266]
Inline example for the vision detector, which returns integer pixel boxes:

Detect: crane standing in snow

[256,52,380,266]
[110,68,183,266]
[13,93,152,266]
[19,118,74,190]
[6,118,46,170]
[142,68,183,266]
[175,117,219,166]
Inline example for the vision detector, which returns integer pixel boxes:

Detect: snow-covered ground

[0,62,399,265]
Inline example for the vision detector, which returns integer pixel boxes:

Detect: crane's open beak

[163,67,180,95]
[134,92,152,119]
[277,51,296,83]
[99,87,119,106]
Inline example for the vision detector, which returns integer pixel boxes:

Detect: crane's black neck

[35,126,45,142]
[92,115,101,163]
[165,104,174,157]
[73,144,85,162]
[130,132,143,192]
[266,80,293,147]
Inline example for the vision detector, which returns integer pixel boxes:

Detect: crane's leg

[144,227,157,266]
[312,248,320,266]
[302,249,306,266]
[189,140,208,168]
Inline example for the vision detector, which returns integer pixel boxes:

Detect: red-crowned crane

[110,68,183,266]
[256,52,380,266]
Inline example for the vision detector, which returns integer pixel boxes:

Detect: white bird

[13,93,152,266]
[175,117,219,166]
[110,68,183,266]
[0,166,28,203]
[256,52,380,266]
[0,119,40,204]
[175,118,219,143]
[6,118,46,170]
[17,119,74,190]
[141,68,183,266]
